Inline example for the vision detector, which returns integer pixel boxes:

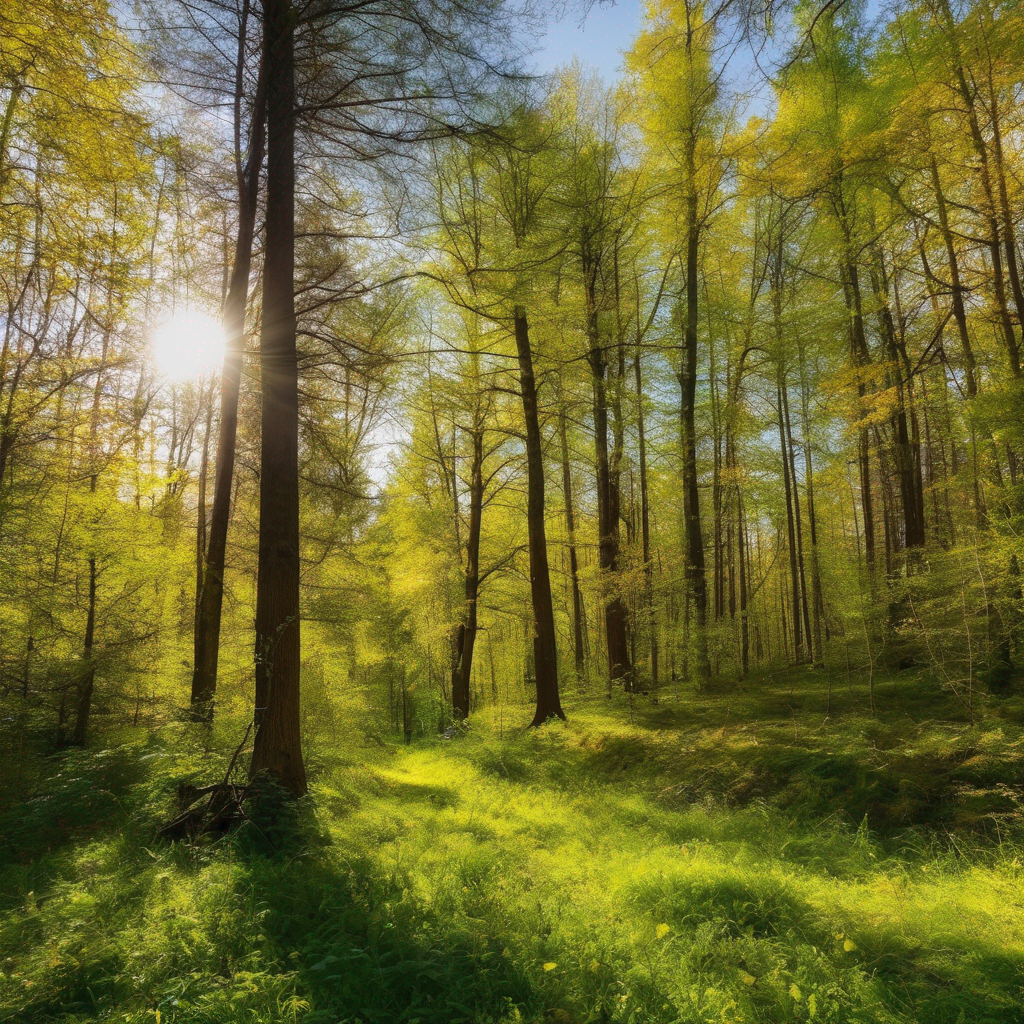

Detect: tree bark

[843,259,876,568]
[191,2,267,715]
[558,393,585,676]
[513,306,564,725]
[870,251,925,549]
[634,350,658,689]
[194,385,214,628]
[584,259,630,685]
[782,374,812,658]
[452,425,483,719]
[797,341,824,666]
[250,0,306,797]
[681,175,710,683]
[777,378,804,663]
[928,155,977,397]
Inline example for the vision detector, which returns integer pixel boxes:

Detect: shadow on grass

[857,926,1024,1024]
[1,765,542,1024]
[219,796,539,1024]
[476,673,1024,842]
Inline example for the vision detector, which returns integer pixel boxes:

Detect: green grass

[2,670,1024,1023]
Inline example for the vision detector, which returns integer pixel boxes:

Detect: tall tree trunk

[782,375,812,656]
[70,166,118,746]
[514,306,564,725]
[986,79,1024,378]
[452,426,483,719]
[194,385,214,627]
[928,155,978,397]
[797,341,824,666]
[607,349,631,687]
[712,360,724,623]
[585,261,630,685]
[558,391,585,676]
[72,323,111,746]
[871,252,925,549]
[681,174,710,683]
[634,351,658,689]
[192,3,267,715]
[777,379,804,663]
[844,259,876,568]
[250,0,306,797]
[737,487,750,677]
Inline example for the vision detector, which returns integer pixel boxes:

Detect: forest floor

[2,669,1024,1023]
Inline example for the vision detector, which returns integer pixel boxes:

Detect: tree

[249,0,307,797]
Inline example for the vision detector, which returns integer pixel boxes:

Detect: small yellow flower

[543,962,557,972]
[656,923,670,939]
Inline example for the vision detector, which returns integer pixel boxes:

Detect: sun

[150,309,225,383]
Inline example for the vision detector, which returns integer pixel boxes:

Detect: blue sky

[532,1,643,82]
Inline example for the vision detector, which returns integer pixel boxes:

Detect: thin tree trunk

[737,489,750,677]
[681,171,710,682]
[937,0,1022,374]
[558,390,585,676]
[782,374,813,658]
[514,306,564,725]
[192,3,267,715]
[777,379,804,663]
[194,384,214,627]
[585,259,630,685]
[928,155,978,397]
[844,259,876,568]
[797,341,824,666]
[452,426,483,720]
[72,322,111,746]
[871,252,925,549]
[635,351,658,689]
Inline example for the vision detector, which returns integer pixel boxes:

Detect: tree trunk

[777,379,804,663]
[928,154,977,397]
[681,177,710,683]
[844,259,876,568]
[870,252,925,549]
[250,0,306,797]
[797,341,824,666]
[938,0,1021,374]
[194,385,214,628]
[782,374,813,657]
[635,351,658,689]
[585,263,630,686]
[72,299,112,745]
[191,3,267,715]
[452,426,483,720]
[558,393,585,676]
[737,489,750,677]
[986,79,1024,378]
[514,306,564,725]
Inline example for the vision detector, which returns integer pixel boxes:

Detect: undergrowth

[1,669,1023,1023]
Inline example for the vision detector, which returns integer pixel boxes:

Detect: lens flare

[150,310,225,382]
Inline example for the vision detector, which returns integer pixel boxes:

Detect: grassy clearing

[2,670,1024,1023]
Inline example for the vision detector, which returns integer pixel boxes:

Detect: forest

[2,0,1024,1020]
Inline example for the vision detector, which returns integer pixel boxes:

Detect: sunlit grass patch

[2,674,1024,1022]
